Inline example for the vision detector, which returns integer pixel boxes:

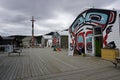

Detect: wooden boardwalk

[0,48,120,80]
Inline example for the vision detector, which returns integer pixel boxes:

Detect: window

[94,27,102,35]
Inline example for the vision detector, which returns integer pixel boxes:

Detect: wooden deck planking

[0,48,120,80]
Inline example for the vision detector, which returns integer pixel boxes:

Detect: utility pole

[30,16,35,48]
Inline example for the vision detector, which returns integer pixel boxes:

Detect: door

[94,36,103,57]
[93,26,103,57]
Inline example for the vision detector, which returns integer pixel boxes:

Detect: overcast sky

[0,0,120,36]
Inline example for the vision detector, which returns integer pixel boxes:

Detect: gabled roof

[63,28,69,31]
[57,31,68,36]
[2,36,15,40]
[42,35,52,39]
[45,32,54,35]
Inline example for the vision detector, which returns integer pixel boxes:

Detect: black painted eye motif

[90,14,101,21]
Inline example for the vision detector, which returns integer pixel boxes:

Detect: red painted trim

[76,32,85,50]
[86,31,93,37]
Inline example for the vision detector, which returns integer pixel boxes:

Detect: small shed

[41,35,52,48]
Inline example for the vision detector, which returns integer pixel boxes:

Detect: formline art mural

[69,8,120,56]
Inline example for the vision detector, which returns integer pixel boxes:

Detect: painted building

[52,31,68,49]
[52,32,60,48]
[69,8,120,56]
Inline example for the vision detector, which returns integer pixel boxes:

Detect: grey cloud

[0,0,119,36]
[3,15,29,24]
[0,0,58,19]
[0,0,116,16]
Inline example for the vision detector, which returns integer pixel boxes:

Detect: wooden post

[30,16,35,48]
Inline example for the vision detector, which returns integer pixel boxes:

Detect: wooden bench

[113,57,120,68]
[8,48,22,56]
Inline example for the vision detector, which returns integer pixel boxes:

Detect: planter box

[101,48,119,61]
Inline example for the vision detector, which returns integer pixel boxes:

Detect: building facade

[22,37,38,48]
[52,31,68,49]
[41,35,52,48]
[69,8,120,56]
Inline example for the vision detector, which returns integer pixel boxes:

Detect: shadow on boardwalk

[0,48,120,80]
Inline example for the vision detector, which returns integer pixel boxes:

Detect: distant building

[52,31,68,49]
[22,36,38,48]
[41,35,52,48]
[35,36,42,44]
[52,32,60,48]
[0,37,17,45]
[0,36,18,52]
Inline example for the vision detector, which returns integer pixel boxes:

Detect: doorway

[93,26,103,57]
[94,36,103,57]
